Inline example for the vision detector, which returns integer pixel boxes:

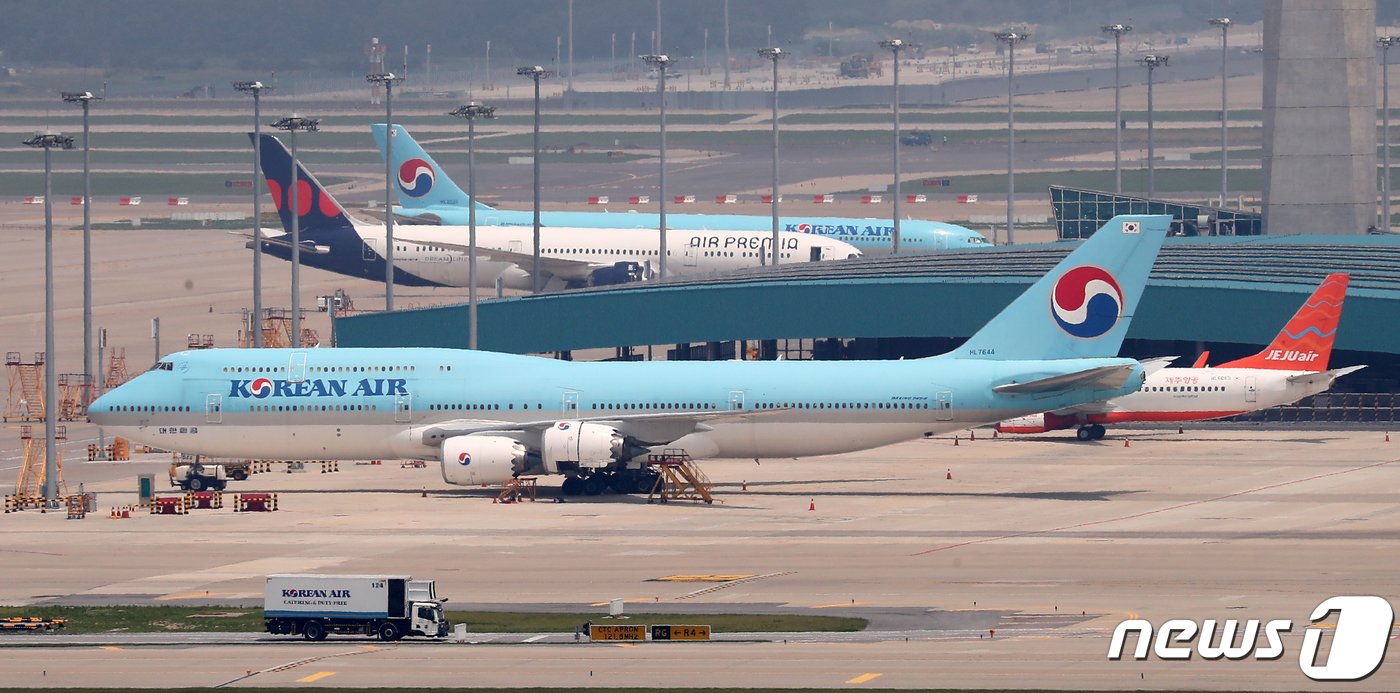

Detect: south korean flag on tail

[1121,220,1141,234]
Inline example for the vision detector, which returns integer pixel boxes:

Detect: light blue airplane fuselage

[375,124,991,254]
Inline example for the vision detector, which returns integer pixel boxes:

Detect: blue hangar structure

[335,234,1400,386]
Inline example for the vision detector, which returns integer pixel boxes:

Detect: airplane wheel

[1076,426,1093,441]
[606,473,633,495]
[1090,424,1107,440]
[582,476,607,496]
[635,473,660,495]
[561,476,584,496]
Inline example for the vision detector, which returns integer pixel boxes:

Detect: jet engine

[540,421,644,473]
[994,412,1076,434]
[588,261,644,286]
[440,436,529,486]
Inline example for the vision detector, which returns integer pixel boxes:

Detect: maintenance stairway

[645,450,715,504]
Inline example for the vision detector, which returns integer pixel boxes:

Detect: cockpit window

[148,361,174,372]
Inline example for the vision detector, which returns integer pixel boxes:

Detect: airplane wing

[395,235,606,281]
[1286,365,1366,385]
[420,409,787,447]
[230,231,330,254]
[992,364,1139,396]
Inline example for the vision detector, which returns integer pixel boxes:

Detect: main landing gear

[1076,424,1107,441]
[560,469,661,497]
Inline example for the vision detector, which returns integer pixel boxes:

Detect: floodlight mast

[517,65,548,292]
[1380,37,1399,232]
[994,30,1028,245]
[61,91,100,400]
[366,72,404,310]
[1100,24,1131,194]
[448,103,496,350]
[22,131,74,507]
[758,47,785,265]
[270,115,319,349]
[642,54,672,278]
[1137,55,1169,199]
[1209,18,1232,205]
[233,80,269,348]
[879,39,904,254]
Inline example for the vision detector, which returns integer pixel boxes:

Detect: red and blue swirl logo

[458,451,471,466]
[397,158,434,198]
[1050,266,1123,339]
[556,422,572,430]
[249,377,273,398]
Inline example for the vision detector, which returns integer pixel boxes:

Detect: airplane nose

[88,390,114,422]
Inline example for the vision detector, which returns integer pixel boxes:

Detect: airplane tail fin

[954,215,1170,360]
[371,124,489,211]
[1217,273,1349,371]
[252,133,356,234]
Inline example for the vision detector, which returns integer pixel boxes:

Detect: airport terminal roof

[336,234,1400,356]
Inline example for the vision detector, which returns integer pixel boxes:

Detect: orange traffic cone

[969,430,976,441]
[742,480,747,491]
[1178,426,1183,434]
[1123,439,1131,448]
[953,436,959,447]
[808,499,815,512]
[421,487,428,498]
[992,429,998,438]
[946,469,952,480]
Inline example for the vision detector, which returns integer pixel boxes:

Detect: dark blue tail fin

[252,132,356,233]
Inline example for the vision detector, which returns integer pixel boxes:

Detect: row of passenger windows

[249,404,378,412]
[1148,386,1226,392]
[110,405,190,412]
[219,365,416,373]
[430,403,541,411]
[758,402,929,410]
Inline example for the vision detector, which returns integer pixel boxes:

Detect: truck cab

[411,601,448,637]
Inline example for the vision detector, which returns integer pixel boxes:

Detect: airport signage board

[589,624,647,641]
[650,625,711,641]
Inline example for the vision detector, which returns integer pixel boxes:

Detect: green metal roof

[336,235,1400,356]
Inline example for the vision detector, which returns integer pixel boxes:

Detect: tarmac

[1,428,1397,689]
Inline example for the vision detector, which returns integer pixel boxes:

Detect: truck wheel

[212,480,227,491]
[186,476,206,492]
[377,622,401,641]
[302,621,326,641]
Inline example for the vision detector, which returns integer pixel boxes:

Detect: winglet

[371,124,491,211]
[954,215,1170,361]
[1217,273,1349,372]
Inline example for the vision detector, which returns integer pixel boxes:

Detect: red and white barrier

[70,196,85,206]
[120,196,142,206]
[813,194,834,204]
[628,195,650,205]
[673,195,696,204]
[168,197,190,206]
[587,195,610,205]
[23,196,44,205]
[715,194,738,204]
[760,194,783,204]
[860,195,883,204]
[957,194,978,204]
[905,194,927,203]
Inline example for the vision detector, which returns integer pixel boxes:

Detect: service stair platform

[645,450,715,504]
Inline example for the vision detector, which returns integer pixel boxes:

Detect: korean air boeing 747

[91,214,1168,496]
[372,124,990,254]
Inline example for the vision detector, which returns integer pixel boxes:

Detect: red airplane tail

[1217,273,1348,372]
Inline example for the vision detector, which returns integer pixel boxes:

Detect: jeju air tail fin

[1217,273,1349,372]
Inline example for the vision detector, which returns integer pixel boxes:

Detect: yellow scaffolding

[57,373,93,421]
[239,308,319,348]
[4,352,45,423]
[645,450,715,504]
[16,424,66,500]
[103,347,129,391]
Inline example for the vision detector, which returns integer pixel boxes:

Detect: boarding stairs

[645,450,715,504]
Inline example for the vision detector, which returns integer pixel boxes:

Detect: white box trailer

[263,574,448,641]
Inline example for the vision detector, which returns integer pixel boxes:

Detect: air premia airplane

[997,273,1365,440]
[91,214,1168,496]
[249,133,860,290]
[371,124,991,254]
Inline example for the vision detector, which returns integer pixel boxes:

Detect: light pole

[517,66,548,292]
[23,131,74,506]
[1138,54,1169,199]
[758,47,785,265]
[61,91,100,393]
[448,103,496,350]
[1209,17,1231,206]
[233,80,269,347]
[270,116,319,349]
[1100,24,1131,194]
[1381,37,1398,232]
[994,30,1028,245]
[879,39,905,254]
[642,54,672,278]
[366,72,404,310]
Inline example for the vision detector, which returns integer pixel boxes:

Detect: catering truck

[263,574,449,641]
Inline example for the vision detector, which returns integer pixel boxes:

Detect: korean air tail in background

[1217,273,1349,371]
[371,124,490,211]
[954,215,1170,361]
[253,133,356,233]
